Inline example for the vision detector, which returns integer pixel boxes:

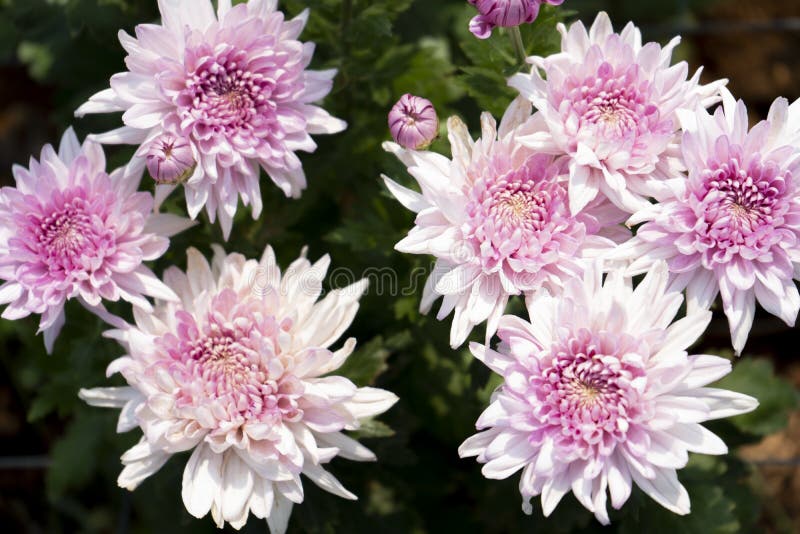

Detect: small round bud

[388,94,439,150]
[145,134,195,185]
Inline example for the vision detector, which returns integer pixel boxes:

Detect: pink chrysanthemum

[383,98,628,348]
[459,261,758,524]
[510,12,725,215]
[0,128,192,352]
[75,0,346,239]
[612,90,800,355]
[79,245,397,533]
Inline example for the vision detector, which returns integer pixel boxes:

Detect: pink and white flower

[459,261,758,523]
[0,128,192,352]
[510,12,725,215]
[75,0,347,239]
[383,98,628,348]
[468,0,564,39]
[612,90,800,355]
[79,245,397,533]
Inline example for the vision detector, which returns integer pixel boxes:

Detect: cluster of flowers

[384,7,798,525]
[1,1,396,532]
[0,0,786,529]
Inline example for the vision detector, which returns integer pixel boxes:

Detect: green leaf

[337,331,411,387]
[17,40,53,81]
[619,484,740,534]
[46,410,113,499]
[350,418,395,439]
[713,358,799,436]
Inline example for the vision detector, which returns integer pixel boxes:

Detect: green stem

[509,26,527,65]
[340,0,353,110]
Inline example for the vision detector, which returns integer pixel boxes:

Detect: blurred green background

[0,0,799,533]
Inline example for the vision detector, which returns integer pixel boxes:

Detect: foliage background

[0,0,798,532]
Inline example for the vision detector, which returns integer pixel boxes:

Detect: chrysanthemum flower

[468,0,564,39]
[0,128,192,352]
[79,245,398,533]
[459,261,758,524]
[612,90,800,354]
[510,12,725,215]
[75,0,347,239]
[383,98,628,348]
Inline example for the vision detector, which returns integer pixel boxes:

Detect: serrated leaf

[336,331,411,387]
[46,410,113,499]
[713,358,798,436]
[619,484,740,534]
[350,418,395,439]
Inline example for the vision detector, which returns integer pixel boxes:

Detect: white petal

[674,355,731,391]
[300,279,368,348]
[342,387,398,420]
[606,458,632,509]
[74,88,127,117]
[303,463,357,500]
[117,399,142,433]
[382,175,428,213]
[57,127,82,164]
[182,443,223,519]
[684,387,759,419]
[221,453,254,525]
[144,213,197,238]
[469,342,514,375]
[685,270,719,315]
[670,423,727,455]
[656,311,712,357]
[186,247,216,297]
[118,439,170,490]
[88,126,149,145]
[79,387,138,408]
[43,308,66,354]
[458,431,494,458]
[315,431,375,462]
[631,468,690,516]
[540,473,571,516]
[568,161,600,215]
[266,492,294,534]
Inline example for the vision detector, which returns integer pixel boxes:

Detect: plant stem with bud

[510,26,527,65]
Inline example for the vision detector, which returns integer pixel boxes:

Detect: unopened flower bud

[388,94,439,150]
[145,134,195,185]
[468,0,564,39]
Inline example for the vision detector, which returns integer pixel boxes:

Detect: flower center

[465,155,581,276]
[567,62,657,140]
[161,291,301,428]
[697,154,788,252]
[575,379,603,405]
[42,211,85,254]
[494,186,547,227]
[179,46,274,135]
[189,332,265,394]
[587,100,635,129]
[32,194,111,271]
[530,330,647,458]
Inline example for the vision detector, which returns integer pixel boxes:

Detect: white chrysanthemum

[460,261,758,524]
[80,245,397,533]
[383,98,628,348]
[510,12,725,215]
[75,0,346,238]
